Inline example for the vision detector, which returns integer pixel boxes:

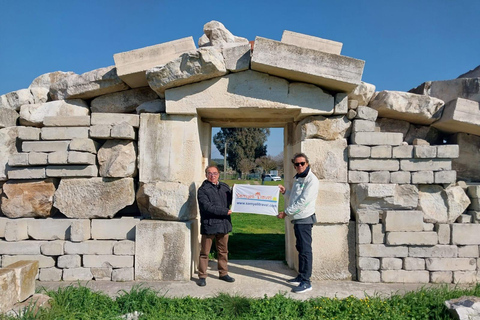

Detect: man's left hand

[277,211,286,219]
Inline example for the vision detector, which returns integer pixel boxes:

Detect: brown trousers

[198,233,229,278]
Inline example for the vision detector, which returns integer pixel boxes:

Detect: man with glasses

[277,153,319,293]
[196,165,235,286]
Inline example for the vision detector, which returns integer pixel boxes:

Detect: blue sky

[1,0,479,158]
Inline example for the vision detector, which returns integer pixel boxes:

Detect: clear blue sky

[1,0,479,158]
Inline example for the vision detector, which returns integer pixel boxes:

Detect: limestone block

[17,126,40,140]
[437,145,459,158]
[384,210,423,232]
[348,171,369,183]
[89,124,111,138]
[357,224,371,244]
[433,99,480,135]
[40,241,65,256]
[64,241,115,255]
[348,145,370,158]
[445,185,471,222]
[91,217,141,240]
[41,127,89,140]
[356,106,378,121]
[112,268,134,281]
[38,267,62,281]
[7,167,45,180]
[54,178,134,218]
[114,37,196,88]
[0,107,19,128]
[381,270,429,283]
[404,257,425,270]
[368,91,444,125]
[222,43,250,72]
[91,87,158,113]
[96,140,136,178]
[296,115,351,141]
[48,151,68,164]
[0,89,34,112]
[147,47,227,96]
[435,171,457,184]
[436,224,451,245]
[27,219,72,240]
[311,224,354,280]
[0,217,8,238]
[468,186,480,198]
[386,231,438,245]
[114,240,135,255]
[68,151,96,165]
[110,123,135,140]
[392,145,413,158]
[303,139,347,182]
[8,153,29,167]
[50,66,128,100]
[452,224,480,245]
[29,153,48,165]
[83,255,133,268]
[381,257,402,270]
[349,159,399,171]
[91,267,112,281]
[405,124,442,145]
[19,99,89,127]
[69,138,100,154]
[391,171,411,184]
[369,171,390,184]
[400,159,451,171]
[5,220,29,241]
[453,271,478,284]
[458,246,479,258]
[70,220,91,242]
[91,113,140,128]
[352,119,375,132]
[357,270,380,282]
[62,268,93,281]
[350,132,403,146]
[347,109,357,120]
[355,210,381,224]
[414,146,437,158]
[2,255,54,268]
[431,271,453,283]
[410,78,480,105]
[0,127,19,181]
[136,99,165,114]
[0,240,43,254]
[456,214,472,223]
[423,223,434,231]
[426,258,476,271]
[418,185,469,224]
[375,118,410,136]
[349,97,359,110]
[0,269,17,313]
[135,220,192,281]
[43,116,90,127]
[280,30,342,54]
[357,244,408,258]
[137,181,196,221]
[348,81,376,106]
[251,36,364,92]
[409,245,457,258]
[370,146,392,158]
[22,141,69,153]
[334,92,348,115]
[199,21,249,48]
[450,133,480,181]
[357,257,379,270]
[46,165,98,178]
[351,184,418,213]
[371,224,385,244]
[29,71,75,103]
[411,171,434,184]
[57,255,81,268]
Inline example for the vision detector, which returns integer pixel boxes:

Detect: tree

[213,128,270,174]
[238,159,256,178]
[273,151,284,176]
[255,155,277,173]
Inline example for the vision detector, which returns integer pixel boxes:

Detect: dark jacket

[197,180,233,235]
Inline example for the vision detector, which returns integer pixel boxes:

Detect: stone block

[1,127,19,181]
[351,184,419,213]
[2,255,55,268]
[64,240,115,255]
[300,139,348,183]
[357,244,408,258]
[350,132,403,146]
[112,267,134,282]
[356,106,378,121]
[456,214,472,223]
[43,116,90,127]
[89,124,111,138]
[4,260,39,302]
[83,255,133,268]
[8,153,29,166]
[347,109,357,120]
[91,217,140,240]
[452,224,480,245]
[17,126,40,140]
[426,258,476,271]
[370,146,392,158]
[384,210,424,232]
[57,255,81,268]
[0,107,19,128]
[334,92,348,115]
[453,271,477,284]
[469,186,480,199]
[390,171,411,184]
[5,220,29,241]
[91,267,112,281]
[40,241,65,256]
[110,123,135,140]
[349,82,376,106]
[48,151,68,164]
[356,224,371,244]
[449,133,480,181]
[381,257,402,270]
[423,223,434,231]
[70,219,91,242]
[458,246,479,258]
[371,224,385,244]
[0,269,17,313]
[38,267,62,281]
[136,99,165,114]
[46,165,98,177]
[348,145,370,158]
[22,141,69,153]
[135,220,192,281]
[436,224,451,245]
[432,98,480,135]
[114,37,196,88]
[69,138,100,154]
[97,140,137,178]
[281,30,343,54]
[430,271,453,283]
[315,182,350,223]
[349,159,399,171]
[357,257,379,270]
[381,270,429,283]
[386,231,438,245]
[27,218,72,240]
[41,127,89,140]
[251,36,364,92]
[222,43,251,72]
[414,146,437,158]
[7,167,46,179]
[357,270,380,282]
[296,115,352,141]
[0,217,8,238]
[28,152,48,165]
[434,171,457,184]
[355,210,380,224]
[91,113,140,128]
[404,257,425,270]
[410,78,480,105]
[352,119,375,132]
[62,268,93,281]
[400,159,451,171]
[409,245,457,258]
[348,171,369,183]
[369,171,390,183]
[411,171,434,184]
[437,145,459,158]
[67,151,96,165]
[114,240,135,255]
[392,145,413,158]
[0,240,43,255]
[470,199,480,211]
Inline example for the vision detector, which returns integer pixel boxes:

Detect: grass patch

[5,284,480,319]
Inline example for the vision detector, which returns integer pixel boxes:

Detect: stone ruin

[1,20,480,285]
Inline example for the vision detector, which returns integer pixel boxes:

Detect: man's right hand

[278,185,285,195]
[228,210,232,215]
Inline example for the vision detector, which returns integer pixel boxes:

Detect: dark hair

[291,153,309,164]
[205,165,219,174]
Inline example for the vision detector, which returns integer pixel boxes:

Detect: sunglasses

[294,162,306,167]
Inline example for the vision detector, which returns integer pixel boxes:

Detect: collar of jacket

[294,166,310,179]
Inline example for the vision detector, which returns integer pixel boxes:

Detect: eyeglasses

[207,172,219,176]
[294,162,306,167]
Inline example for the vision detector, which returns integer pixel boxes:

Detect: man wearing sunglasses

[277,153,319,293]
[196,165,235,287]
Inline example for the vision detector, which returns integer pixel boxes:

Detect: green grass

[5,284,480,319]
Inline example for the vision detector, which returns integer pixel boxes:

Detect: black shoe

[219,275,235,283]
[287,276,302,285]
[197,278,206,286]
[292,281,312,293]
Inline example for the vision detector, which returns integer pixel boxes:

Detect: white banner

[231,184,279,216]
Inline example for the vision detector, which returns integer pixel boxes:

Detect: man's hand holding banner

[231,184,279,216]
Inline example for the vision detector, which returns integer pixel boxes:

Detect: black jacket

[197,180,232,235]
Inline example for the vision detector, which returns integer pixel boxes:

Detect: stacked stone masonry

[1,20,480,284]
